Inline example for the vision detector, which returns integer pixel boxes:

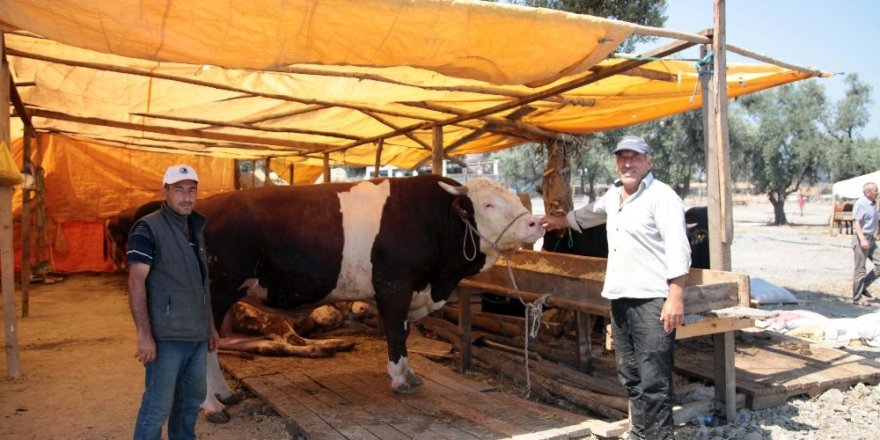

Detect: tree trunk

[542,140,573,217]
[769,193,788,225]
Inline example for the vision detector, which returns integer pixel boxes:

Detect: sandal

[854,300,872,306]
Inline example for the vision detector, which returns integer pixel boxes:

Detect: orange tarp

[12,134,239,273]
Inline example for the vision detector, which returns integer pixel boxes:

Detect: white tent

[832,171,880,199]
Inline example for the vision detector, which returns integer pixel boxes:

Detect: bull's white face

[441,178,543,266]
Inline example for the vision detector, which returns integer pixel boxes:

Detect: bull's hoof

[405,373,423,387]
[204,409,231,424]
[392,382,416,394]
[219,392,244,406]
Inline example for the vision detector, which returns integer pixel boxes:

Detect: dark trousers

[611,297,675,440]
[852,235,880,301]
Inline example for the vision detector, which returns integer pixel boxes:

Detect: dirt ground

[1,199,878,439]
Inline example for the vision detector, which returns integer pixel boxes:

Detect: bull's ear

[438,181,468,196]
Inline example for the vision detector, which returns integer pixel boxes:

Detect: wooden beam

[322,153,331,183]
[432,126,443,176]
[6,46,455,132]
[727,43,826,77]
[20,126,32,318]
[360,109,432,150]
[130,112,363,141]
[373,138,383,177]
[410,127,490,170]
[237,104,328,124]
[424,37,699,130]
[629,23,713,44]
[1,34,21,379]
[327,37,699,155]
[8,77,32,128]
[619,67,678,82]
[29,109,327,152]
[404,101,566,140]
[263,64,596,105]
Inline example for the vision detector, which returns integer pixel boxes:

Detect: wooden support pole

[713,1,736,424]
[713,331,736,423]
[457,288,472,370]
[20,126,32,317]
[432,126,443,176]
[704,1,733,271]
[374,139,383,178]
[288,163,295,185]
[1,34,21,379]
[322,153,331,183]
[575,311,592,373]
[713,0,734,269]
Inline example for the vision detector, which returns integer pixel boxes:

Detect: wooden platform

[675,333,880,409]
[219,335,622,440]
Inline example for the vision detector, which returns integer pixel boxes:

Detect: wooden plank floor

[219,335,600,439]
[675,333,880,409]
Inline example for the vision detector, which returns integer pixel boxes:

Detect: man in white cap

[542,136,691,440]
[127,165,220,439]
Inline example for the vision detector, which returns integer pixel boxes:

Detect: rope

[459,210,530,260]
[549,228,575,252]
[690,50,714,103]
[503,255,550,399]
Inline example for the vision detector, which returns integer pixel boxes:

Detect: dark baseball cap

[612,135,651,155]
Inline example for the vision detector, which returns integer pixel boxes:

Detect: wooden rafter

[30,109,325,151]
[403,101,564,140]
[360,109,432,151]
[238,104,329,124]
[130,112,364,141]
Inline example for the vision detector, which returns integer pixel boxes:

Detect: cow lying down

[219,291,376,357]
[197,175,543,423]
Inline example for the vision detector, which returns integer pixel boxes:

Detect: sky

[651,0,880,137]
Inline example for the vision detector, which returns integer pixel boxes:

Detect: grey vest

[141,203,211,341]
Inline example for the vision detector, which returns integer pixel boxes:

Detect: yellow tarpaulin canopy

[1,0,824,172]
[0,0,828,272]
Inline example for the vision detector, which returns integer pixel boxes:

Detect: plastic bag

[0,140,22,185]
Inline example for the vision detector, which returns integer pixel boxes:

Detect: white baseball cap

[163,164,199,185]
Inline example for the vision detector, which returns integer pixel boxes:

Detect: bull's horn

[438,181,468,196]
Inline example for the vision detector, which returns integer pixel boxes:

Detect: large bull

[197,175,543,421]
[105,200,162,270]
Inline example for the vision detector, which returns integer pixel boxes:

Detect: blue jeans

[134,340,207,440]
[611,297,675,440]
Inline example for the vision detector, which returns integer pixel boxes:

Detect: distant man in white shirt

[541,135,691,440]
[851,181,879,306]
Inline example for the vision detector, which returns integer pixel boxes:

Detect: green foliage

[821,74,877,182]
[735,80,828,224]
[640,110,705,197]
[490,143,547,193]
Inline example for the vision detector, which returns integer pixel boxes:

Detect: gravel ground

[657,199,880,440]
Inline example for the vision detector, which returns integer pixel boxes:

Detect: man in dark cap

[542,135,691,440]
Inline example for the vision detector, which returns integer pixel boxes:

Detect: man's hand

[208,326,221,353]
[135,334,156,364]
[540,215,568,232]
[661,275,687,332]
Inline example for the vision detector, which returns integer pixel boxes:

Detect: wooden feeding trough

[455,249,752,422]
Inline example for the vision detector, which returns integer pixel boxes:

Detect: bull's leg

[201,351,233,423]
[376,290,420,393]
